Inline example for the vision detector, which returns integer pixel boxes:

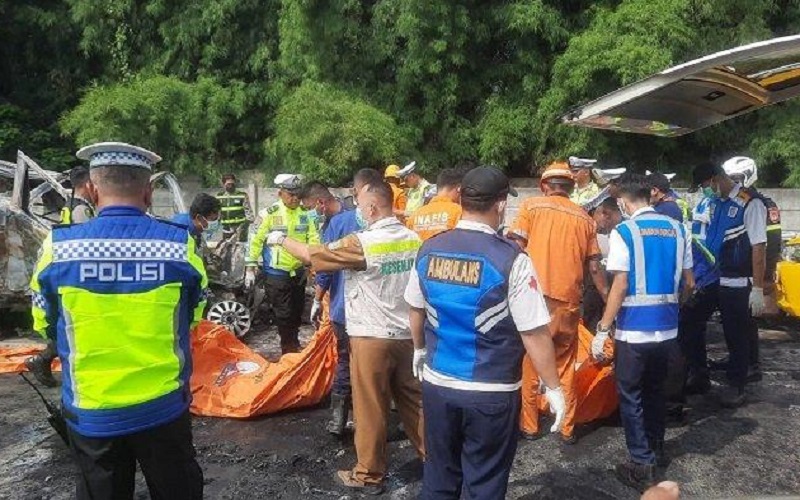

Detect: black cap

[647,172,671,193]
[688,162,722,193]
[461,166,518,201]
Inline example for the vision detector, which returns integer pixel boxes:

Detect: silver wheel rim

[206,300,251,337]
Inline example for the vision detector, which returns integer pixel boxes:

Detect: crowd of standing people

[27,141,782,499]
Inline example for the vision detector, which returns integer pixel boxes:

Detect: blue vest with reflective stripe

[616,213,685,332]
[691,197,720,289]
[416,228,523,386]
[716,188,763,280]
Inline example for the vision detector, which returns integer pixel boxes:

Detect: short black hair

[90,165,150,196]
[363,181,394,208]
[436,168,464,190]
[599,196,620,213]
[69,166,91,188]
[190,193,221,218]
[300,181,333,202]
[353,168,382,187]
[616,173,651,202]
[648,172,672,194]
[221,173,236,182]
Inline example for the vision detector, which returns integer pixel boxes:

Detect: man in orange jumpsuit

[384,164,408,221]
[406,167,463,241]
[509,162,609,444]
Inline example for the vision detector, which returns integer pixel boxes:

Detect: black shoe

[519,430,546,441]
[665,403,684,421]
[746,365,763,383]
[614,461,656,491]
[561,433,577,445]
[24,356,58,387]
[719,386,746,408]
[685,374,711,395]
[708,356,729,371]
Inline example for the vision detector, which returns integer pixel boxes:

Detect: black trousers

[264,273,306,351]
[615,340,675,465]
[67,412,203,500]
[331,321,351,397]
[676,284,719,382]
[421,382,520,500]
[719,285,756,388]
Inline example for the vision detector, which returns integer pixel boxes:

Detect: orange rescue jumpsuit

[509,194,601,439]
[406,195,462,241]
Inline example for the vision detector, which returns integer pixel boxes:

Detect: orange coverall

[406,195,462,241]
[509,194,601,439]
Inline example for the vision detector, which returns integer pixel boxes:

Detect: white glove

[544,386,566,433]
[244,268,256,289]
[310,298,322,325]
[749,286,765,317]
[412,348,427,382]
[592,323,611,362]
[266,231,286,246]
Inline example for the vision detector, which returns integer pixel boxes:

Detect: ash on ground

[2,321,800,499]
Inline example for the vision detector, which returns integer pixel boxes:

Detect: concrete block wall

[153,178,800,235]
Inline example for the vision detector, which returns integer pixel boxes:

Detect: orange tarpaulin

[189,320,337,418]
[537,324,619,424]
[0,345,60,374]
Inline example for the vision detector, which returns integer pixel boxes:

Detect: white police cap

[397,161,417,178]
[274,173,303,190]
[646,169,676,181]
[568,156,597,169]
[76,142,161,171]
[593,167,627,186]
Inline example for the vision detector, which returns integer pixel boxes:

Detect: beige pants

[349,337,425,484]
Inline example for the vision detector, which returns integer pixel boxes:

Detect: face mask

[224,183,235,192]
[616,198,631,219]
[701,186,716,199]
[204,218,221,235]
[355,206,367,229]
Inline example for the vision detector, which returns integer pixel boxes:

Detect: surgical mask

[204,218,221,236]
[616,198,631,219]
[355,206,367,229]
[701,186,716,199]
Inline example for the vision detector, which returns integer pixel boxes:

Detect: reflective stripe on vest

[217,192,247,225]
[621,214,681,307]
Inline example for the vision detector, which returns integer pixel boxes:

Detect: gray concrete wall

[153,178,800,234]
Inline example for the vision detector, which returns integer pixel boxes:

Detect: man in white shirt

[593,173,694,492]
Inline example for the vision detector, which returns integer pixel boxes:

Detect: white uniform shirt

[606,207,692,344]
[404,220,551,391]
[719,184,767,288]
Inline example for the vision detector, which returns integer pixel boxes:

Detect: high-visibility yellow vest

[248,201,320,274]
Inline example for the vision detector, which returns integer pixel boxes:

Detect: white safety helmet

[721,156,758,188]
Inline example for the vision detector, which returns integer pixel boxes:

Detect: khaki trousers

[349,337,425,484]
[520,297,580,438]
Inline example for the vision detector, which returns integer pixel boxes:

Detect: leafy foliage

[1,0,800,185]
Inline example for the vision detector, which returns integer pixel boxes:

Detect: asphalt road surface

[2,321,800,499]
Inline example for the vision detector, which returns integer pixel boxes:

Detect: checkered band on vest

[31,291,47,309]
[89,151,152,169]
[53,239,188,261]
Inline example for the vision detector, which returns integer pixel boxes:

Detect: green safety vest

[216,190,249,227]
[248,201,320,274]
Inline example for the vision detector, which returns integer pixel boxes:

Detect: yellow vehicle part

[777,253,800,318]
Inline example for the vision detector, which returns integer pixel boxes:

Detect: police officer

[405,166,565,499]
[25,166,96,387]
[172,193,222,247]
[246,174,320,354]
[702,159,769,407]
[592,173,694,491]
[299,172,379,435]
[216,173,253,241]
[568,156,600,206]
[60,165,95,224]
[31,142,206,500]
[397,161,435,215]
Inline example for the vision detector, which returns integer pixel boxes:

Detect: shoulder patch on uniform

[267,204,280,214]
[736,189,752,204]
[426,255,482,287]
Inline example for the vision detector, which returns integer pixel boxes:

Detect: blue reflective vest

[715,187,765,280]
[616,213,686,332]
[691,197,720,289]
[415,228,524,389]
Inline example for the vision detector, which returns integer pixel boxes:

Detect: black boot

[327,394,349,436]
[719,385,746,408]
[25,355,58,387]
[746,363,762,383]
[685,371,711,395]
[278,327,301,355]
[615,461,656,491]
[648,438,667,467]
